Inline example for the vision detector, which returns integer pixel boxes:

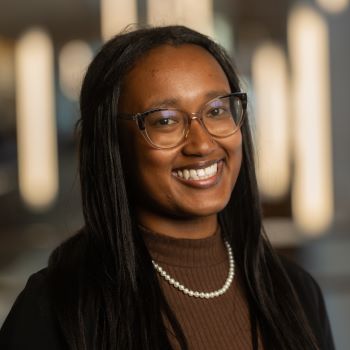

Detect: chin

[178,200,229,218]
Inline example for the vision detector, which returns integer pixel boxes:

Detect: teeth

[190,169,199,180]
[174,162,219,181]
[197,169,205,177]
[205,166,211,175]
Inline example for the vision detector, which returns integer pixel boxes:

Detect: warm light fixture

[15,28,58,211]
[252,42,290,200]
[213,13,234,54]
[59,40,93,101]
[0,38,14,97]
[316,0,349,13]
[101,0,137,41]
[288,5,333,235]
[147,0,214,36]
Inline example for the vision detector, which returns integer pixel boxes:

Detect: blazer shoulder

[0,268,66,349]
[279,256,335,350]
[280,257,320,296]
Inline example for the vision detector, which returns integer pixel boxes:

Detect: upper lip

[173,158,223,171]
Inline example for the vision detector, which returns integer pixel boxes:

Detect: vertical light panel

[147,0,214,36]
[59,40,93,101]
[101,0,137,41]
[252,42,290,200]
[288,5,333,235]
[316,0,349,13]
[15,29,58,211]
[0,38,14,97]
[213,13,234,55]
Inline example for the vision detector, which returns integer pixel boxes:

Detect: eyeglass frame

[118,92,247,149]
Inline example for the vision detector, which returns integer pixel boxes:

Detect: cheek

[123,139,178,201]
[225,132,243,163]
[139,150,175,188]
[223,133,243,185]
[133,156,179,212]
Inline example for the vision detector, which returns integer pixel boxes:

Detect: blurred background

[0,0,349,348]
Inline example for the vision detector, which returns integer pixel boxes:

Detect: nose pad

[185,115,212,140]
[182,116,216,154]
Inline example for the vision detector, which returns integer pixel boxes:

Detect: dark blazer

[0,259,335,349]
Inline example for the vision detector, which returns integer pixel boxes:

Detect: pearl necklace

[152,241,235,299]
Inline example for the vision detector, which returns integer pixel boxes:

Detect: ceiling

[0,0,100,41]
[0,0,290,43]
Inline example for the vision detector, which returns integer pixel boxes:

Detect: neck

[137,210,218,239]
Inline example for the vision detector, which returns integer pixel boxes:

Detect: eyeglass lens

[144,95,244,148]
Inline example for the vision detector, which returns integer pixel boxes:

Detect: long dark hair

[48,25,319,349]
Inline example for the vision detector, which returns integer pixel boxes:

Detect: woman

[0,25,334,350]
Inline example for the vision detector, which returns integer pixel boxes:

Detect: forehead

[119,44,230,110]
[130,43,222,74]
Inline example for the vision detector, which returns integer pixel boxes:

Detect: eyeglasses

[118,92,247,149]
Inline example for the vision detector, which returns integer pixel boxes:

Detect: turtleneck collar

[140,225,227,268]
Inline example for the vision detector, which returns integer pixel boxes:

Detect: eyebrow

[145,90,231,110]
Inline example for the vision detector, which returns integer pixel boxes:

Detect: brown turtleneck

[141,227,263,350]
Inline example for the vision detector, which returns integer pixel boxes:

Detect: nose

[182,116,216,156]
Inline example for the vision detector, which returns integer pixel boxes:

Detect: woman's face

[118,44,242,225]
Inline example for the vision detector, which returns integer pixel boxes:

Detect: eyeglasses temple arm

[117,113,140,121]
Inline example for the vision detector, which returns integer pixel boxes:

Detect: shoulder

[279,257,325,322]
[15,268,49,301]
[0,269,67,349]
[279,256,321,300]
[0,230,93,350]
[278,256,335,350]
[1,268,50,324]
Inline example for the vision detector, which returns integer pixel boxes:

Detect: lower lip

[172,161,224,189]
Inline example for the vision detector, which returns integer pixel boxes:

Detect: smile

[172,161,220,181]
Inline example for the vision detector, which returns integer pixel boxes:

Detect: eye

[208,107,224,117]
[147,110,182,128]
[156,117,177,126]
[207,105,230,118]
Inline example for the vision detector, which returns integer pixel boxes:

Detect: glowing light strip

[15,29,58,210]
[147,0,214,36]
[316,0,349,13]
[252,42,290,200]
[288,5,333,235]
[58,40,93,101]
[101,0,137,41]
